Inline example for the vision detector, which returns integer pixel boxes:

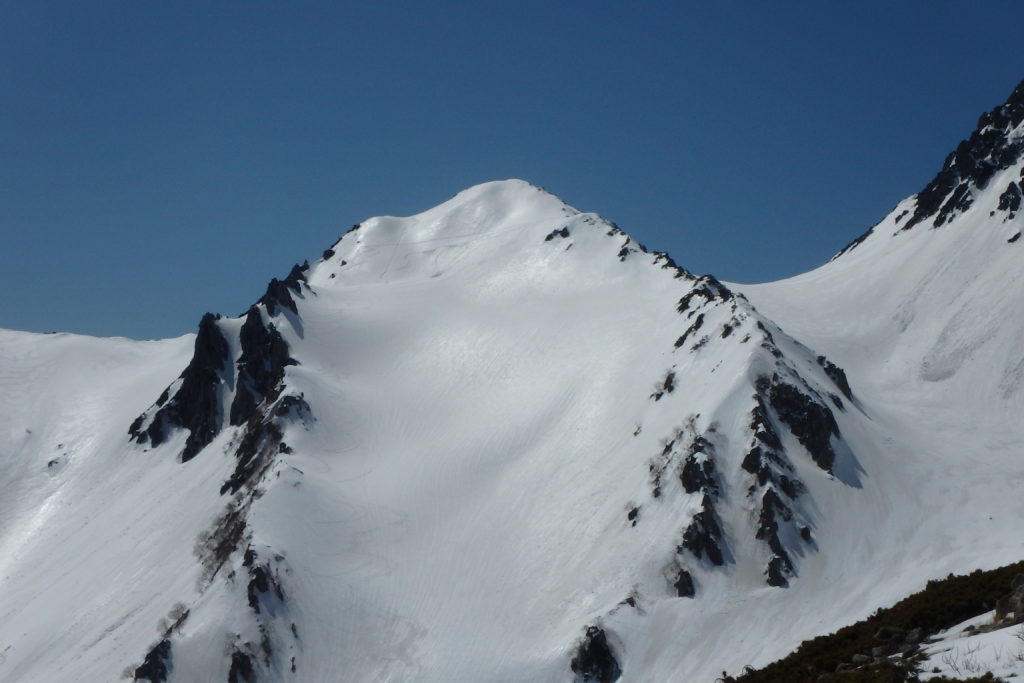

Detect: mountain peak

[365,178,577,241]
[832,76,1024,259]
[900,77,1024,231]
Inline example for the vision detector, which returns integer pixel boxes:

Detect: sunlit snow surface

[1,177,1022,681]
[917,613,1024,680]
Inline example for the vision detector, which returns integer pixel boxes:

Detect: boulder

[874,626,906,642]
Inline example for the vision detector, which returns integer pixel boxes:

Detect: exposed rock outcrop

[902,78,1024,231]
[570,626,622,683]
[133,639,171,682]
[229,307,297,427]
[129,313,229,462]
[258,263,309,316]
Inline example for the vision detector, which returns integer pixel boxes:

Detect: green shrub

[730,560,1024,683]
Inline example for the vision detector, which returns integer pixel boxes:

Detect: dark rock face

[544,227,570,241]
[229,307,298,427]
[817,355,853,401]
[674,314,705,349]
[570,627,622,683]
[220,419,283,495]
[756,489,795,587]
[258,262,309,316]
[247,565,271,612]
[651,250,690,278]
[998,181,1021,213]
[223,395,309,497]
[129,313,230,462]
[651,371,676,401]
[245,549,284,615]
[760,376,839,474]
[680,495,725,566]
[676,276,732,315]
[742,373,839,586]
[228,650,255,683]
[274,394,312,421]
[741,398,789,490]
[132,295,301,466]
[902,78,1024,231]
[133,639,171,682]
[674,568,696,598]
[680,437,718,496]
[833,224,876,260]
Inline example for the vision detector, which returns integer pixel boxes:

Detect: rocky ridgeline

[567,266,859,682]
[128,264,309,468]
[835,77,1024,260]
[901,78,1024,231]
[126,266,315,682]
[667,275,852,590]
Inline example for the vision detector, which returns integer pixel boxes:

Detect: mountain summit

[2,81,1024,682]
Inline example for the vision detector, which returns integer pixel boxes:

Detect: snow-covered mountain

[1,79,1022,682]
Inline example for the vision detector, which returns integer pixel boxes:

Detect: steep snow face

[0,330,222,680]
[734,79,1024,675]
[0,180,866,682]
[739,80,1024,441]
[215,180,862,682]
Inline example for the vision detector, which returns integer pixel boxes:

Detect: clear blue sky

[3,1,1022,339]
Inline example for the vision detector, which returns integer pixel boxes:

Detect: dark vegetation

[220,418,283,495]
[729,560,1024,683]
[195,499,250,584]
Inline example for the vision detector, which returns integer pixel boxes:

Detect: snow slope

[1,80,1023,683]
